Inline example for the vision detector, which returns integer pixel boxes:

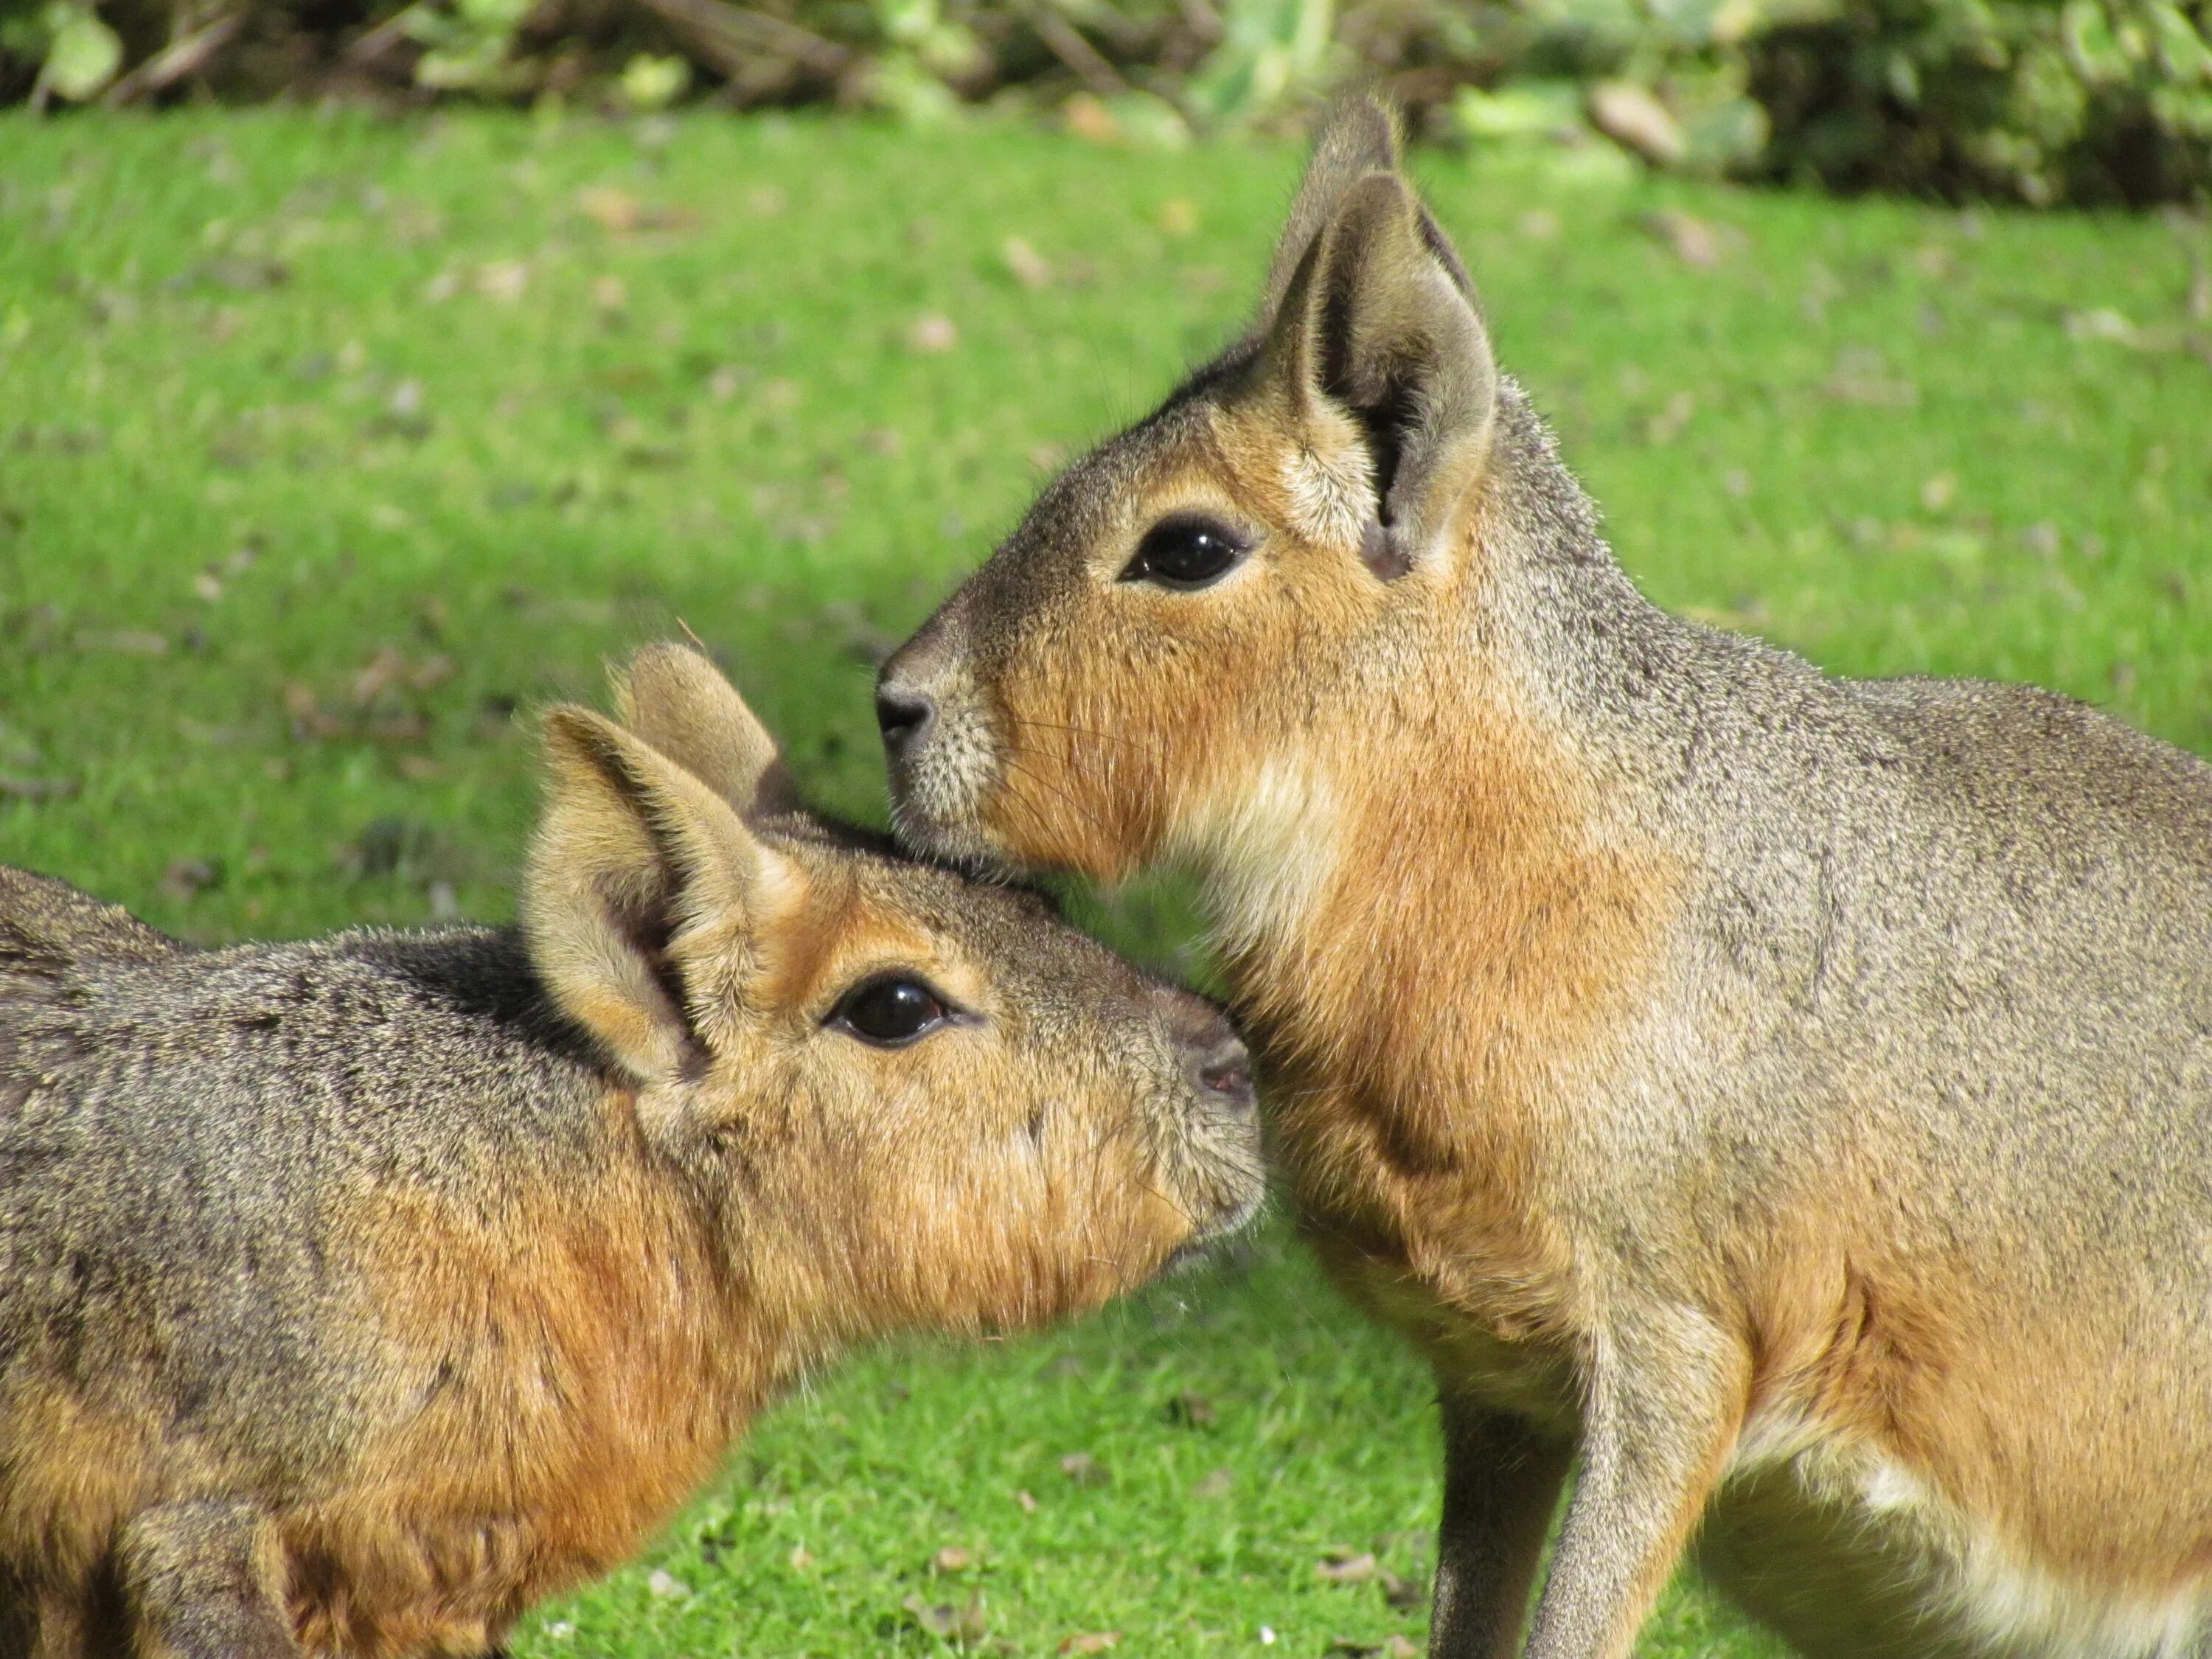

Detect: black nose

[874,686,934,754]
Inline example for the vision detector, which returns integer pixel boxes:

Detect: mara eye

[1119,515,1249,591]
[829,974,950,1047]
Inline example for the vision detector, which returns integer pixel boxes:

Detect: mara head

[878,99,1528,911]
[524,644,1262,1345]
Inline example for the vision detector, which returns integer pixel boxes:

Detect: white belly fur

[1699,1411,2212,1658]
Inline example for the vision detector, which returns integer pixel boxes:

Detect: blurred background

[1,3,2208,1657]
[6,0,2212,204]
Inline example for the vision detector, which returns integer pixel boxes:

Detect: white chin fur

[1161,754,1339,961]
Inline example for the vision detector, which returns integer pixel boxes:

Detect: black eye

[1119,515,1249,590]
[829,974,950,1047]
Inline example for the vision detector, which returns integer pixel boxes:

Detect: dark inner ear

[601,873,689,1033]
[1320,279,1414,515]
[1318,268,1419,579]
[1268,172,1498,580]
[585,743,717,1077]
[1416,206,1473,297]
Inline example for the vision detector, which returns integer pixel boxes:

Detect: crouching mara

[0,644,1262,1659]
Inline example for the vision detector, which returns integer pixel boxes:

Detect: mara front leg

[1428,1398,1575,1659]
[1521,1311,1747,1659]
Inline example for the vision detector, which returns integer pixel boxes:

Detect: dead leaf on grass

[1165,1391,1217,1427]
[575,188,637,231]
[904,1591,990,1643]
[1059,1634,1119,1655]
[352,646,407,704]
[282,681,341,741]
[908,313,959,353]
[1060,1452,1110,1487]
[1003,237,1053,290]
[1063,92,1119,143]
[159,858,223,902]
[2065,307,2138,346]
[1588,81,1683,167]
[1640,209,1729,268]
[933,1546,975,1573]
[475,260,529,302]
[197,255,291,292]
[575,186,695,236]
[1193,1467,1232,1499]
[1824,347,1918,407]
[76,629,170,656]
[1378,1569,1427,1611]
[1643,390,1694,445]
[1316,1551,1377,1585]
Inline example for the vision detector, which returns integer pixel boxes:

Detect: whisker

[1002,715,1167,762]
[1002,755,1119,841]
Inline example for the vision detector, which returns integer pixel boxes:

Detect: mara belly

[1700,1422,2212,1659]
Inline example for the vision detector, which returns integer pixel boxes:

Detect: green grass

[2,108,2208,1659]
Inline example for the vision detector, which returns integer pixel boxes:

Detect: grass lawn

[2,108,2208,1659]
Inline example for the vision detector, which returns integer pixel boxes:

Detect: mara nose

[874,686,935,755]
[1183,1019,1256,1117]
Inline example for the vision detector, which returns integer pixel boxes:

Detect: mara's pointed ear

[524,705,802,1085]
[1265,170,1498,578]
[612,642,799,817]
[1259,96,1406,324]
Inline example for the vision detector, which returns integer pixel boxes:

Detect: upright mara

[878,98,2212,1659]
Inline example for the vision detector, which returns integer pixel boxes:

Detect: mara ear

[1265,170,1498,578]
[524,705,802,1085]
[1257,96,1405,325]
[612,641,800,817]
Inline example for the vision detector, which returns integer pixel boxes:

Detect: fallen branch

[345,4,424,64]
[102,10,245,105]
[1025,3,1126,99]
[628,0,851,81]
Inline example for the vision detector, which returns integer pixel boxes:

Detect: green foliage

[1427,0,2212,200]
[1,0,121,104]
[1,0,2206,200]
[401,0,536,93]
[1183,0,1338,126]
[1749,0,2212,201]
